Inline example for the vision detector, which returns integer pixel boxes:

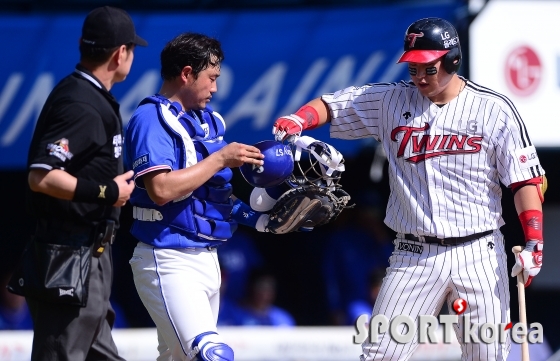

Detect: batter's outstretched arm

[306,98,332,125]
[272,98,331,141]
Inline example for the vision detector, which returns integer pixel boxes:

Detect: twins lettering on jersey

[390,123,482,163]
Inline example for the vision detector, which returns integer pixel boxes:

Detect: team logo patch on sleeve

[46,138,73,162]
[514,145,539,170]
[397,241,423,254]
[132,154,150,170]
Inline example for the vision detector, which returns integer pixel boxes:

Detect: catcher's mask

[288,136,345,191]
[252,136,352,234]
[240,140,294,188]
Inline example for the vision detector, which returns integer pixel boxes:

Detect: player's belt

[403,230,493,246]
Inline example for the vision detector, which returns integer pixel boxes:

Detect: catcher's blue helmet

[240,140,294,188]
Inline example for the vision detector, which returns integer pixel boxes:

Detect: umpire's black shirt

[27,64,124,228]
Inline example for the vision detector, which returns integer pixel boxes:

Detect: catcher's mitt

[265,185,351,234]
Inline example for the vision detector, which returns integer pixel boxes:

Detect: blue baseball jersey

[124,95,236,248]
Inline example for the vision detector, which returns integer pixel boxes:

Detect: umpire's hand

[113,170,135,207]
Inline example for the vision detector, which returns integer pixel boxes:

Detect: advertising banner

[0,4,458,169]
[470,0,560,148]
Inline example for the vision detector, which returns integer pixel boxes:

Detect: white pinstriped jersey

[324,77,545,238]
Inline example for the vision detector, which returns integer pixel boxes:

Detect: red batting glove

[511,240,543,287]
[272,114,306,141]
[272,105,320,141]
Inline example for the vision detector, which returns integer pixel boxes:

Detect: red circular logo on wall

[519,155,527,163]
[505,46,541,97]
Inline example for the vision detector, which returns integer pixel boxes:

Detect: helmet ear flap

[443,46,461,74]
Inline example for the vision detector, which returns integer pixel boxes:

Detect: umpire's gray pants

[26,244,124,361]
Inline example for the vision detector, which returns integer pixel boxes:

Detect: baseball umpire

[12,6,146,360]
[273,17,546,361]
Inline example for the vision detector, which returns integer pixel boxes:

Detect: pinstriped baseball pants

[360,231,511,361]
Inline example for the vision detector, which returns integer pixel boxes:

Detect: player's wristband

[73,178,119,205]
[519,209,543,242]
[294,105,320,130]
[231,199,263,229]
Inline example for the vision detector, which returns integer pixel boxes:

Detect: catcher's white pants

[361,231,511,361]
[130,242,222,361]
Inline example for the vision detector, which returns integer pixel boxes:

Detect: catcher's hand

[264,185,351,234]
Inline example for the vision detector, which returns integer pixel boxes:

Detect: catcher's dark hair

[79,42,135,67]
[160,32,224,81]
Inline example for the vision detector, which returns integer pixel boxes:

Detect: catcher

[237,136,352,234]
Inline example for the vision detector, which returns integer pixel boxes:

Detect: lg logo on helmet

[440,31,458,48]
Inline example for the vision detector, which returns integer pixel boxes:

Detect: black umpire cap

[81,6,148,48]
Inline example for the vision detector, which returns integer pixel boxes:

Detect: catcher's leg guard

[190,331,234,361]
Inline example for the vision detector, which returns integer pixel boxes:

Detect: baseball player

[273,17,546,361]
[124,33,266,361]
